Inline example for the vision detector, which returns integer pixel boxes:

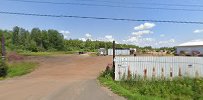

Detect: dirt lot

[0,54,125,100]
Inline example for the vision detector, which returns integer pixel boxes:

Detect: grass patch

[18,51,77,56]
[64,51,78,54]
[18,51,62,56]
[89,52,98,56]
[7,62,38,77]
[98,70,203,100]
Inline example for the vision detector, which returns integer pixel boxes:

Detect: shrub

[0,59,8,77]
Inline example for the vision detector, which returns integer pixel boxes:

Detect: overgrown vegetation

[98,68,203,100]
[7,62,38,77]
[0,59,8,77]
[0,61,38,79]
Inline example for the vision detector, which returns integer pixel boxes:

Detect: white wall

[108,49,130,56]
[115,56,203,80]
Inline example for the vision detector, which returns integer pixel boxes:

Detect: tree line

[0,26,141,53]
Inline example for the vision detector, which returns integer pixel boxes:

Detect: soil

[0,54,125,100]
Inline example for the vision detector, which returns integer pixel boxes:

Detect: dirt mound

[7,52,24,61]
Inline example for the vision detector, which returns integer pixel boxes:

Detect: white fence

[114,56,203,80]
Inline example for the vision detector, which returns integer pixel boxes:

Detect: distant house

[176,40,203,56]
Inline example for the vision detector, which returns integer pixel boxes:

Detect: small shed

[108,48,130,56]
[176,40,203,56]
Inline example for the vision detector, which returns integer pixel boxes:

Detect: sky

[1,0,203,47]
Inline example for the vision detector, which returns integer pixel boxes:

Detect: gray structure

[108,48,130,56]
[98,48,107,56]
[176,40,203,56]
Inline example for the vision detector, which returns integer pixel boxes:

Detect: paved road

[0,55,125,100]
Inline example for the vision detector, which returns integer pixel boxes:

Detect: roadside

[0,54,125,100]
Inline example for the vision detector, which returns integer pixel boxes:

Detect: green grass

[7,62,38,77]
[18,51,77,56]
[64,51,78,54]
[98,70,203,100]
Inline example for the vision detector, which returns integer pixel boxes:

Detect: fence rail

[114,56,203,80]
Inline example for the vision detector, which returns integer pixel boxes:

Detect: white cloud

[79,34,116,42]
[141,38,155,42]
[79,38,86,41]
[123,36,156,46]
[125,36,139,43]
[134,23,155,30]
[97,35,115,42]
[123,36,176,47]
[60,30,70,39]
[85,33,92,38]
[105,35,114,42]
[160,34,165,37]
[132,30,153,36]
[193,29,203,33]
[79,33,93,41]
[158,39,175,45]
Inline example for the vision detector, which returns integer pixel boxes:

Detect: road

[0,55,125,100]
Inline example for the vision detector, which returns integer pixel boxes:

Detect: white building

[176,40,203,56]
[108,48,130,56]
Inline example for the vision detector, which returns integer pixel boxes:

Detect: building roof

[178,40,203,47]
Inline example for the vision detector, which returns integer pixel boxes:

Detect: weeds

[98,67,203,100]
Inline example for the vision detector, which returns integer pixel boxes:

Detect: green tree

[48,30,64,51]
[12,26,20,45]
[31,28,42,48]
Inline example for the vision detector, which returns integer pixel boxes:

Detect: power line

[4,0,203,12]
[77,0,203,8]
[1,11,203,24]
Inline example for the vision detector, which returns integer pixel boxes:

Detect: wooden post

[134,70,137,79]
[1,34,6,60]
[178,67,182,77]
[170,66,173,80]
[127,66,131,80]
[113,41,115,80]
[144,68,147,79]
[152,67,156,78]
[161,67,164,80]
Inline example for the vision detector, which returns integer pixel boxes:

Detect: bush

[0,59,8,77]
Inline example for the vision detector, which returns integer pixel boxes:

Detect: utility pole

[1,34,6,60]
[113,41,115,80]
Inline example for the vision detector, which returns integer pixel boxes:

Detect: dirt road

[0,55,125,100]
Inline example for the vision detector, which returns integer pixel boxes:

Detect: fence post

[178,67,182,77]
[113,41,115,80]
[161,67,164,80]
[134,70,137,79]
[144,68,147,80]
[170,66,173,80]
[152,67,156,78]
[127,66,131,80]
[118,67,121,80]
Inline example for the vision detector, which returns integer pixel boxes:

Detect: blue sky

[1,0,203,47]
